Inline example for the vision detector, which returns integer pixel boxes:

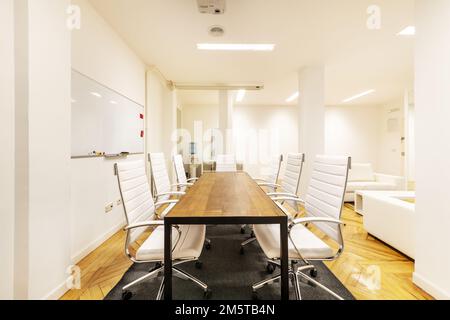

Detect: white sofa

[363,192,415,259]
[345,163,406,202]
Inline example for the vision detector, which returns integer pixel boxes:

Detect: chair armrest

[272,197,305,205]
[125,220,164,231]
[374,173,406,189]
[267,192,299,198]
[186,178,198,183]
[290,217,345,227]
[258,182,282,188]
[172,183,192,188]
[155,200,179,207]
[156,191,186,198]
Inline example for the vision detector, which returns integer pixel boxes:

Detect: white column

[0,0,15,300]
[298,66,326,197]
[218,90,234,155]
[413,0,450,300]
[11,0,72,300]
[163,89,178,180]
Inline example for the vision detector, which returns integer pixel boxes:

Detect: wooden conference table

[163,172,289,300]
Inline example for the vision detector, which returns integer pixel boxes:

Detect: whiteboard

[71,70,144,157]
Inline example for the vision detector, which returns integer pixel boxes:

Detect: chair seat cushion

[136,224,205,261]
[253,224,333,260]
[346,181,396,192]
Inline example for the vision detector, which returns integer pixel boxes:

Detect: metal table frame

[164,215,289,300]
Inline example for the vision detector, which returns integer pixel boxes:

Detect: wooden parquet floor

[60,204,433,300]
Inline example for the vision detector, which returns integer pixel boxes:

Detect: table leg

[280,219,289,300]
[164,221,172,300]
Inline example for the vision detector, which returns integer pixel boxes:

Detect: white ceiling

[89,0,415,106]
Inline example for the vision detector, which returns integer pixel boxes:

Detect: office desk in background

[164,172,289,300]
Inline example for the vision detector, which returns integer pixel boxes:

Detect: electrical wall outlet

[105,203,113,213]
[117,199,122,206]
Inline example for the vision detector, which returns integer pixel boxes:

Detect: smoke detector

[197,0,226,15]
[209,25,225,37]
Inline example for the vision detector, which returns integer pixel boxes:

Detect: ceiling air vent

[197,0,226,15]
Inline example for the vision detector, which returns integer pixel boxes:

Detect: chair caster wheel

[241,227,246,234]
[195,261,203,269]
[122,290,132,300]
[252,291,259,300]
[204,289,212,299]
[250,231,255,238]
[205,242,212,250]
[266,263,275,274]
[240,247,245,255]
[310,268,318,278]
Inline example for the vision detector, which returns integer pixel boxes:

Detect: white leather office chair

[149,153,190,202]
[240,154,303,252]
[240,154,284,236]
[114,160,211,300]
[254,154,284,192]
[252,155,351,300]
[173,154,198,190]
[215,154,237,172]
[261,153,305,201]
[172,154,212,250]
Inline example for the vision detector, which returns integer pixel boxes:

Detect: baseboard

[40,222,125,300]
[71,221,125,264]
[413,272,450,300]
[41,278,70,300]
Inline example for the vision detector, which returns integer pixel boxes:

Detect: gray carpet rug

[105,225,355,300]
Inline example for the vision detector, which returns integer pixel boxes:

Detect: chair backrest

[115,160,155,243]
[280,153,305,195]
[216,154,237,172]
[148,153,171,200]
[173,154,187,185]
[267,154,283,185]
[305,155,351,244]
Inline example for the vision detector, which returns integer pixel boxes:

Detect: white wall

[179,103,299,178]
[325,105,381,170]
[180,104,219,162]
[70,0,146,263]
[325,102,406,177]
[0,0,15,300]
[71,0,145,105]
[413,0,450,300]
[377,99,405,176]
[234,105,299,177]
[146,71,178,181]
[146,71,166,154]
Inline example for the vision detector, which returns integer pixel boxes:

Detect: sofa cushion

[348,163,375,182]
[346,181,397,192]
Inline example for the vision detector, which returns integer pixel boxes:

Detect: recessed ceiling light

[209,25,225,37]
[110,100,118,105]
[90,92,102,98]
[286,92,299,103]
[342,89,375,103]
[397,26,415,36]
[197,43,275,51]
[236,90,246,102]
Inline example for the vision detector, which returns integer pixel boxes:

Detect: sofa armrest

[374,173,406,190]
